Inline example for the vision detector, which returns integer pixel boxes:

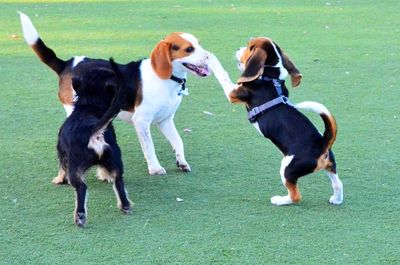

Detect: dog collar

[247,77,294,123]
[170,75,187,96]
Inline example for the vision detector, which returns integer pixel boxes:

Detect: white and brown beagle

[207,37,343,206]
[19,12,211,179]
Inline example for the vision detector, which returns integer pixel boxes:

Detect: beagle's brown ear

[151,41,172,80]
[229,85,250,103]
[282,52,302,87]
[237,48,267,84]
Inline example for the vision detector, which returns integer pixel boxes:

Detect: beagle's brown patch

[58,72,74,105]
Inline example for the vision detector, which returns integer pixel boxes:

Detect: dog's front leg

[157,117,191,172]
[133,117,166,175]
[206,52,238,102]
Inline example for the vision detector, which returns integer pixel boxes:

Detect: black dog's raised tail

[90,58,124,135]
[18,12,67,75]
[296,101,337,153]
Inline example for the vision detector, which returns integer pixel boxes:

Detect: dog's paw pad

[121,205,133,214]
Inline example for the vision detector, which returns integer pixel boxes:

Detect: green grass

[1,0,400,264]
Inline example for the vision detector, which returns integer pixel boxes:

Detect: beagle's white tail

[296,101,337,153]
[18,11,67,75]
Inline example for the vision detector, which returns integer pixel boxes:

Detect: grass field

[1,0,399,264]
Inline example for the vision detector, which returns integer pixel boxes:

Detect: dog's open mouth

[182,63,211,77]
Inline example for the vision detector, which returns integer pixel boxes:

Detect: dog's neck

[171,61,188,80]
[246,77,288,108]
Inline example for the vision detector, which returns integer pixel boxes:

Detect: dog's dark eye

[185,46,194,53]
[171,45,180,51]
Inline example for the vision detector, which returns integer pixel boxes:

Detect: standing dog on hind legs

[57,59,132,227]
[18,12,211,177]
[207,37,343,205]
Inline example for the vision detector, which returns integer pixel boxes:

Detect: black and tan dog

[57,59,132,227]
[207,37,343,205]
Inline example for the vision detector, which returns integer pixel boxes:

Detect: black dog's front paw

[74,212,86,228]
[121,204,132,214]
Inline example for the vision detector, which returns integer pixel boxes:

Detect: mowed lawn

[1,0,399,264]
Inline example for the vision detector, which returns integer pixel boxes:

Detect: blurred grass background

[0,0,399,264]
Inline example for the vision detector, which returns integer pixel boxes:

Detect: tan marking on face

[151,33,196,79]
[58,72,74,105]
[241,38,273,67]
[285,181,302,203]
[164,33,196,60]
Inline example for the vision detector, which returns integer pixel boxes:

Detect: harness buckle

[247,106,260,123]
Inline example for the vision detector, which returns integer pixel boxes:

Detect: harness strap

[247,77,293,123]
[247,96,290,122]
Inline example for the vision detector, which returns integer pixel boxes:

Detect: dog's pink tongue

[199,65,211,76]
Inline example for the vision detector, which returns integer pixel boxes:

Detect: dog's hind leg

[271,155,302,206]
[326,171,343,205]
[112,173,132,214]
[102,150,132,213]
[52,167,67,185]
[157,117,191,172]
[68,168,88,227]
[325,151,343,205]
[96,167,113,183]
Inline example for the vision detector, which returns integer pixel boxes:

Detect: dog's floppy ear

[151,40,172,80]
[237,48,267,84]
[282,52,302,87]
[229,85,250,103]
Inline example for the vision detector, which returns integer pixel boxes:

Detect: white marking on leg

[112,181,133,210]
[72,56,86,67]
[112,182,123,209]
[271,155,294,206]
[326,171,343,205]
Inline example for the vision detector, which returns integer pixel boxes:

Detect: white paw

[329,195,343,205]
[271,195,293,206]
[149,166,167,176]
